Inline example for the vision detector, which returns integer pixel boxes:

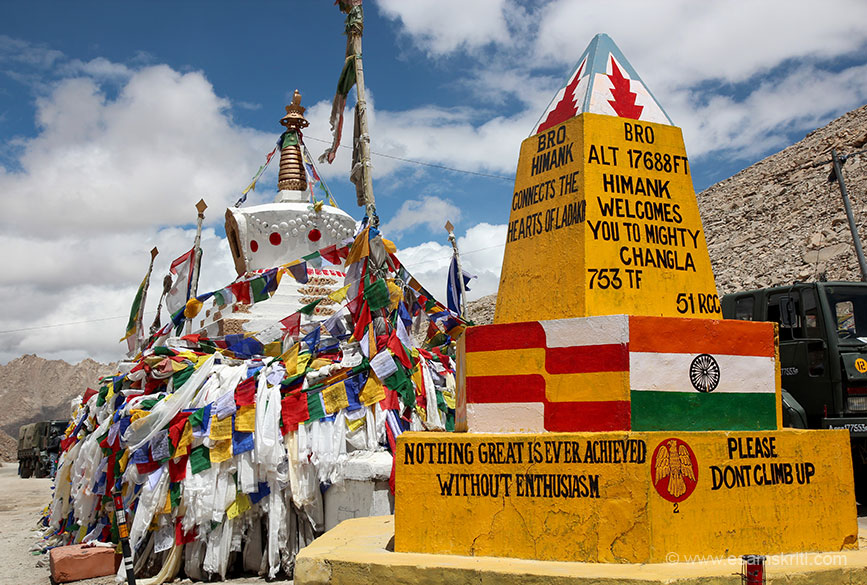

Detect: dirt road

[0,464,55,584]
[0,465,281,585]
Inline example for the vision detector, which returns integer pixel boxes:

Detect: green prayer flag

[298,298,322,315]
[139,398,159,410]
[384,367,414,409]
[173,366,195,389]
[336,55,357,97]
[307,391,325,421]
[120,273,148,342]
[364,278,390,311]
[251,276,270,303]
[96,385,108,407]
[436,389,447,414]
[424,298,437,312]
[190,445,211,474]
[170,483,181,508]
[153,346,174,356]
[189,407,205,429]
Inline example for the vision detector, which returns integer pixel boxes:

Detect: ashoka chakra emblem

[689,354,720,393]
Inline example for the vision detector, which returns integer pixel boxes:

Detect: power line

[304,135,515,182]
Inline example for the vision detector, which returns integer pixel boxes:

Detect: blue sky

[2,0,867,363]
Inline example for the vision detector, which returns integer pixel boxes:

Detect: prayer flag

[281,392,309,432]
[446,255,476,314]
[166,249,195,316]
[120,272,149,343]
[190,445,211,474]
[323,381,349,414]
[344,227,370,265]
[234,405,256,433]
[287,262,309,284]
[280,313,301,337]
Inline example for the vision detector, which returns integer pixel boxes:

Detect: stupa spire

[277,90,310,194]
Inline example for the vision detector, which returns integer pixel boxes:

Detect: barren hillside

[699,105,867,293]
[0,355,114,460]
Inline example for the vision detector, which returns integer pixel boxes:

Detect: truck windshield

[825,286,867,341]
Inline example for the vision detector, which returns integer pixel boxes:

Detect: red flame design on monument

[537,61,585,134]
[607,56,643,120]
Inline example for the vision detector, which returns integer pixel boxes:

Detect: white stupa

[192,91,357,338]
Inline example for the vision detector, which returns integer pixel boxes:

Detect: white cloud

[374,0,515,55]
[382,195,462,236]
[0,58,270,363]
[397,222,505,304]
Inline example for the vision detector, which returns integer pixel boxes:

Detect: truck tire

[20,458,33,479]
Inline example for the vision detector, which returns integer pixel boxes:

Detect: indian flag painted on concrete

[628,316,778,431]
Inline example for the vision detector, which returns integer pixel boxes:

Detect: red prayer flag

[336,245,350,260]
[175,521,196,545]
[353,301,371,341]
[281,392,309,433]
[387,331,412,369]
[169,454,188,482]
[230,281,251,305]
[280,312,301,337]
[381,388,399,411]
[320,244,341,265]
[235,377,256,406]
[82,387,98,404]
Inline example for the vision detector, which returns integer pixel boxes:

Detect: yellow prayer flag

[264,341,282,357]
[119,449,130,473]
[210,415,232,441]
[386,279,402,310]
[346,417,365,432]
[170,360,188,372]
[442,388,456,410]
[297,353,312,376]
[242,179,256,195]
[411,366,424,395]
[163,489,172,515]
[235,405,256,433]
[344,227,370,266]
[328,283,351,303]
[130,409,148,423]
[184,297,203,318]
[177,421,192,451]
[210,438,233,463]
[323,381,349,414]
[367,322,376,359]
[226,493,251,519]
[194,354,211,369]
[359,373,386,406]
[382,238,397,254]
[280,342,299,373]
[310,357,333,370]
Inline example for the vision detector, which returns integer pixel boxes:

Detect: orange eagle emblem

[651,438,698,503]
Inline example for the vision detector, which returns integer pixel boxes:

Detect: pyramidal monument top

[534,33,673,135]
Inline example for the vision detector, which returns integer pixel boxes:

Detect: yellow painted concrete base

[295,515,867,585]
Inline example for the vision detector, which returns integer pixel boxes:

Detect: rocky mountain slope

[699,105,867,294]
[0,355,114,460]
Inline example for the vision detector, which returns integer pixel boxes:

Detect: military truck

[721,281,867,498]
[17,420,67,478]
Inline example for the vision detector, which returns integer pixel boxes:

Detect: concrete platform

[295,515,867,585]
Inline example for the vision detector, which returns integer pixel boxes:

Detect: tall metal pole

[445,221,467,318]
[186,199,207,334]
[831,149,867,281]
[345,3,377,223]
